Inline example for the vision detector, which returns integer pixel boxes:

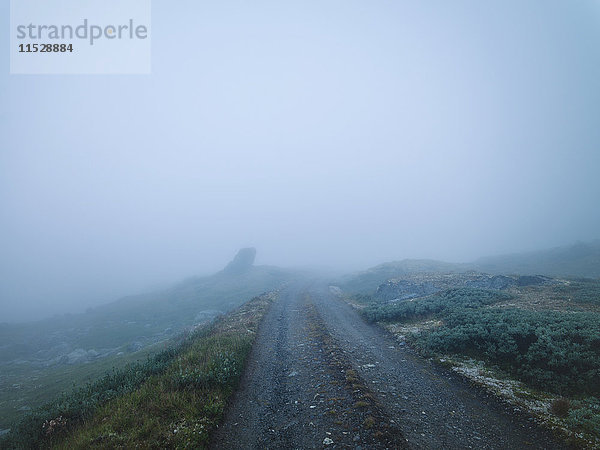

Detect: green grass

[0,345,160,430]
[0,265,291,431]
[0,292,276,449]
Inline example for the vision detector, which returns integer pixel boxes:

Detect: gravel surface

[212,282,569,449]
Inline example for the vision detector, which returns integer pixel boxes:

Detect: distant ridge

[339,259,468,293]
[340,241,600,293]
[0,248,292,368]
[474,240,600,278]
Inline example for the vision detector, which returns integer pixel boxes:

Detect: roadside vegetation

[412,308,600,396]
[353,280,600,445]
[0,261,291,431]
[362,288,511,323]
[0,292,277,449]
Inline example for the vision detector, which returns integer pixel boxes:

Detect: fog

[1,0,599,322]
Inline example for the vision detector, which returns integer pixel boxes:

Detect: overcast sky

[1,0,600,322]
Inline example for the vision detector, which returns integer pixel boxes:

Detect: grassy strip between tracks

[303,296,407,448]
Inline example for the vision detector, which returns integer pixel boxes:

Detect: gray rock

[127,341,143,352]
[194,310,223,323]
[465,275,515,290]
[516,275,553,287]
[376,280,440,302]
[223,248,256,274]
[66,348,89,364]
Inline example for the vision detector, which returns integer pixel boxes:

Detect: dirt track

[212,282,567,449]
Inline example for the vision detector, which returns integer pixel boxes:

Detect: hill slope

[338,241,600,295]
[474,241,600,278]
[338,259,467,294]
[0,249,294,430]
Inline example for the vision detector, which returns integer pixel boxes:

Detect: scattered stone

[323,437,334,445]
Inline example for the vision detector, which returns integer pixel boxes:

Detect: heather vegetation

[353,275,600,442]
[412,308,600,396]
[362,288,511,323]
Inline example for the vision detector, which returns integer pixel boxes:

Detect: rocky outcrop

[375,272,557,303]
[194,310,223,323]
[464,275,515,290]
[376,280,440,302]
[223,248,256,274]
[515,275,554,287]
[63,348,100,364]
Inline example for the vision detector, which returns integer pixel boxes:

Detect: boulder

[194,310,223,323]
[127,341,143,352]
[223,248,256,274]
[376,280,440,302]
[66,348,89,364]
[465,275,516,290]
[516,275,553,287]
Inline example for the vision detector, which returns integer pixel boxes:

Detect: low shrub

[567,397,600,436]
[362,288,511,323]
[412,308,600,396]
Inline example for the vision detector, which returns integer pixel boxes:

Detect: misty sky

[1,0,600,322]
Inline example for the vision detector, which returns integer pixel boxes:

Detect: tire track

[212,283,406,449]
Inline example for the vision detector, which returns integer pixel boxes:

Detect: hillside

[338,259,468,294]
[0,249,294,431]
[0,249,290,365]
[1,292,278,449]
[474,241,600,278]
[339,241,600,296]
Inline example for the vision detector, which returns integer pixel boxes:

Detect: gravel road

[212,282,568,449]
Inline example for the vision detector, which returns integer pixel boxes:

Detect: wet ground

[212,281,567,449]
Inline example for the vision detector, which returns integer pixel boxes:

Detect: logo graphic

[10,0,151,74]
